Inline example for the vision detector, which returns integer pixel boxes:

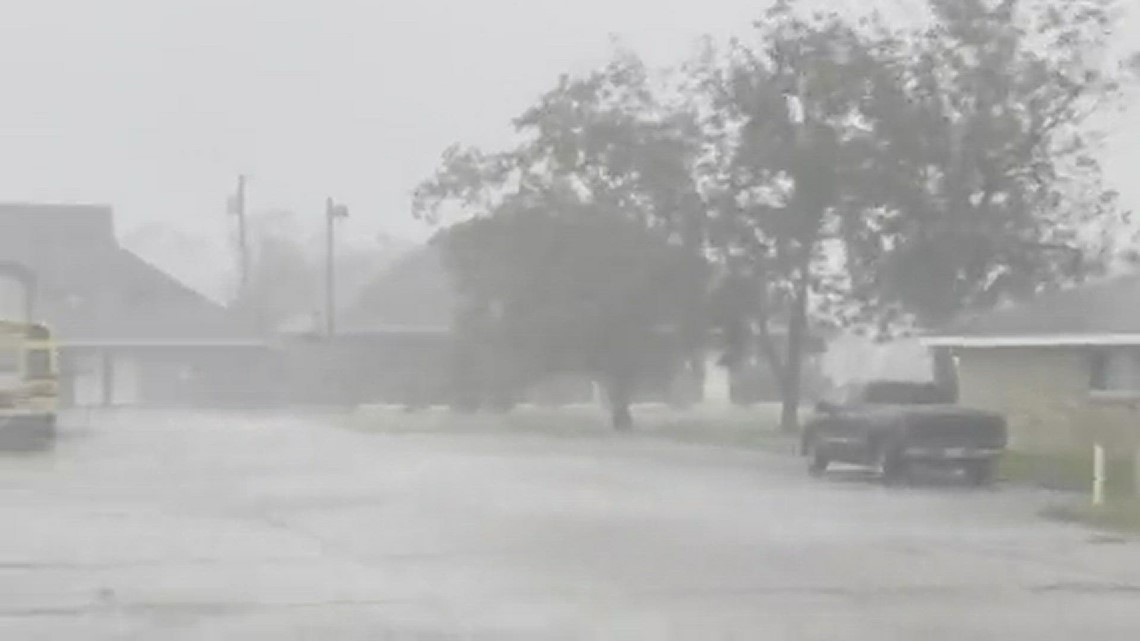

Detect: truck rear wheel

[806,439,829,477]
[876,446,909,486]
[963,460,996,486]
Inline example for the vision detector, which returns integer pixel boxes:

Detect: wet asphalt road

[0,410,1138,640]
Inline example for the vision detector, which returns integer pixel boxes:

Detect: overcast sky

[0,0,1137,262]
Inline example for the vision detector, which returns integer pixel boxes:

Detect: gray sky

[0,0,1137,295]
[0,0,764,245]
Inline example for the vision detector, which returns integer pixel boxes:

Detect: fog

[3,0,1140,638]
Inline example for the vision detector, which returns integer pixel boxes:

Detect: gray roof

[932,273,1140,339]
[38,250,260,344]
[0,203,260,345]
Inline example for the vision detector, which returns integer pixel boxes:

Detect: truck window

[25,349,52,379]
[863,382,946,405]
[0,349,18,373]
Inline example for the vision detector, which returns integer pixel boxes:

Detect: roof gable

[0,203,258,344]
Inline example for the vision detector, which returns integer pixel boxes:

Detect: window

[1089,348,1140,394]
[863,381,947,405]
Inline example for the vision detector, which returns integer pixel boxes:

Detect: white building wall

[703,354,732,404]
[822,334,933,386]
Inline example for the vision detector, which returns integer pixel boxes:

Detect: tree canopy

[413,0,1136,429]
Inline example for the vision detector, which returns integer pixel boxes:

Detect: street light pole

[325,197,349,338]
[228,175,250,295]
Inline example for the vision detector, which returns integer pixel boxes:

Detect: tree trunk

[779,259,812,434]
[606,375,634,431]
[931,346,959,403]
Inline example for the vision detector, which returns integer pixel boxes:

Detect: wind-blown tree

[415,50,709,429]
[833,0,1137,396]
[415,0,1134,431]
[692,3,889,432]
[694,0,1135,429]
[437,200,704,427]
[847,0,1136,328]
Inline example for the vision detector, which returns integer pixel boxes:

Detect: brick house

[0,203,276,408]
[923,274,1140,455]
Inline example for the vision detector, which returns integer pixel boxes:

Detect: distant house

[0,203,275,408]
[923,274,1140,453]
[288,243,826,408]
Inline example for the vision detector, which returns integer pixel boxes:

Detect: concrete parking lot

[0,409,1138,639]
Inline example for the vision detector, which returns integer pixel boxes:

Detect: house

[289,243,827,409]
[0,203,276,408]
[923,274,1140,454]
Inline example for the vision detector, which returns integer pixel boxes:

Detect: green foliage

[415,49,709,424]
[692,2,897,427]
[843,0,1133,325]
[693,0,1134,337]
[436,209,704,406]
[411,0,1136,424]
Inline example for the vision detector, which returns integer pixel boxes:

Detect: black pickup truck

[801,381,1007,485]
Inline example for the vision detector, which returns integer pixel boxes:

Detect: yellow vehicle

[0,320,58,447]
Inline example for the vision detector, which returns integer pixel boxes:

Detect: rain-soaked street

[1,410,1139,639]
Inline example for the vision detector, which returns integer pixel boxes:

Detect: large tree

[692,2,889,432]
[845,0,1136,327]
[413,0,1134,432]
[415,50,709,428]
[693,0,1135,430]
[437,203,703,427]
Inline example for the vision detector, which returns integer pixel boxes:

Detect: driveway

[0,410,1137,639]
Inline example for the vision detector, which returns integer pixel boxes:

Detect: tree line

[413,0,1139,430]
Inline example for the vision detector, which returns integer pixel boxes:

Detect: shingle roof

[928,272,1140,341]
[0,203,260,345]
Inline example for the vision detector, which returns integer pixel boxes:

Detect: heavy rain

[1,1,1140,638]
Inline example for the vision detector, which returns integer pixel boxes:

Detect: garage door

[72,352,104,407]
[111,355,140,406]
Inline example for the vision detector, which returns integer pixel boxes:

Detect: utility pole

[325,197,349,338]
[227,175,250,295]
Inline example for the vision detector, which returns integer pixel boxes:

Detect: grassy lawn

[345,403,798,453]
[1041,500,1140,538]
[1004,450,1140,536]
[1000,450,1136,498]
